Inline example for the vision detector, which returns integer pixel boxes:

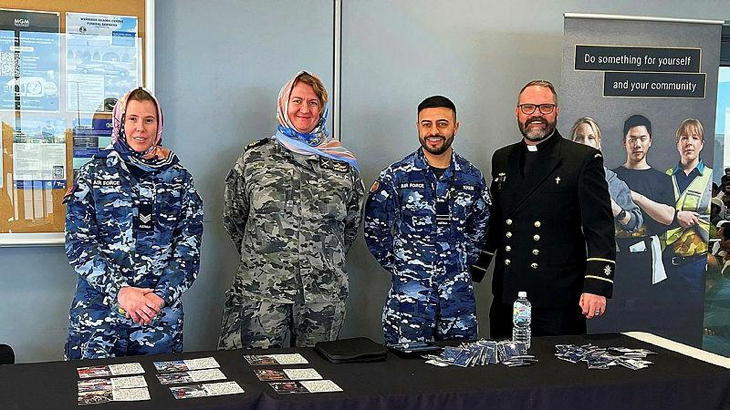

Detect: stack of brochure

[244,353,343,394]
[423,340,537,367]
[153,357,245,399]
[76,363,150,406]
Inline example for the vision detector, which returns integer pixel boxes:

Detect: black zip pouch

[315,337,388,364]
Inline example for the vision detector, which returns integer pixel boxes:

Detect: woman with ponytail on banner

[64,87,204,359]
[664,118,712,347]
[569,117,643,234]
[218,71,365,349]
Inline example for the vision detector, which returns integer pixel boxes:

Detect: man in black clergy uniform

[472,80,616,338]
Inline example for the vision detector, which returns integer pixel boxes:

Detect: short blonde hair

[675,118,704,143]
[295,73,329,106]
[569,117,602,148]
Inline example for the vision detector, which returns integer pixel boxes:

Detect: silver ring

[595,310,602,314]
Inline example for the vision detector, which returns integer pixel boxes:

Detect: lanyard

[431,167,456,227]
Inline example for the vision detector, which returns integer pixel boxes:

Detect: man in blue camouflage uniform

[64,88,203,360]
[364,95,491,345]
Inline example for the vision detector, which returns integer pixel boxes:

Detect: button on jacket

[472,132,615,309]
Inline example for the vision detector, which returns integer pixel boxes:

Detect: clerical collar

[522,130,557,152]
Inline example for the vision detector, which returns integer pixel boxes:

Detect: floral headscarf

[111,87,176,171]
[274,71,359,170]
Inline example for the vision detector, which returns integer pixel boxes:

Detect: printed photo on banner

[561,14,721,350]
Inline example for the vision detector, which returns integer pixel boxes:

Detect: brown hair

[127,87,158,115]
[294,73,328,106]
[518,79,558,105]
[675,118,704,143]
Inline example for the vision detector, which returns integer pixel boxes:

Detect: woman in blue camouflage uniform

[64,87,204,360]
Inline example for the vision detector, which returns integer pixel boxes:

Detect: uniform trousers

[65,305,183,360]
[218,294,346,349]
[663,256,706,347]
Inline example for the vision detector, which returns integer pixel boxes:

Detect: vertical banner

[560,14,722,348]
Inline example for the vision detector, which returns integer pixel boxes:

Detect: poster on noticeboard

[66,12,140,113]
[0,8,60,112]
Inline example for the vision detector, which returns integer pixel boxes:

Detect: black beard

[419,133,454,155]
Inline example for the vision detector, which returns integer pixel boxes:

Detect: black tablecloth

[1,333,728,410]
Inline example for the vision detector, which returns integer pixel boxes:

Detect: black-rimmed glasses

[518,104,556,115]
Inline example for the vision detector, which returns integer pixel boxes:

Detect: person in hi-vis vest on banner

[663,118,712,347]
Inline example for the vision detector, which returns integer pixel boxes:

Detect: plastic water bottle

[512,291,532,349]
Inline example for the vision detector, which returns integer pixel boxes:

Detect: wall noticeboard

[0,0,153,246]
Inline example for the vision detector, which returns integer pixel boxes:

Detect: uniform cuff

[471,249,495,283]
[154,288,173,308]
[583,258,615,298]
[109,281,130,305]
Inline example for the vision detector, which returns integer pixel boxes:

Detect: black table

[1,333,728,410]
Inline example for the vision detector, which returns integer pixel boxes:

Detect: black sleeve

[471,152,501,282]
[579,150,616,298]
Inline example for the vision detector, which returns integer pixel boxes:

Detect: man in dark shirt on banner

[472,80,615,338]
[594,114,676,337]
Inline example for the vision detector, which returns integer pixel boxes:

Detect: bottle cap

[518,291,527,298]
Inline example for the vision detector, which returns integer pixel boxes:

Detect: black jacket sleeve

[579,151,616,297]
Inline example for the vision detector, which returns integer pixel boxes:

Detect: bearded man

[364,95,491,344]
[471,80,616,338]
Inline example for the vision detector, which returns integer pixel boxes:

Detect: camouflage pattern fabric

[364,149,491,345]
[218,297,345,349]
[64,150,203,360]
[219,137,364,348]
[66,303,184,359]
